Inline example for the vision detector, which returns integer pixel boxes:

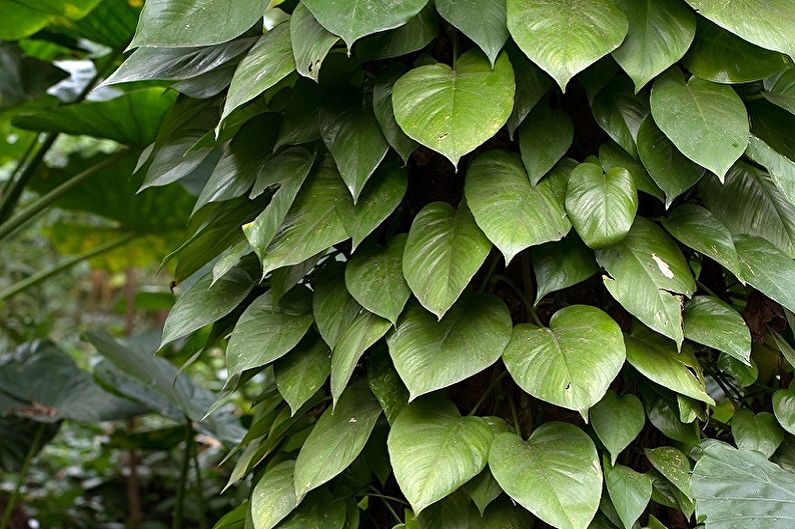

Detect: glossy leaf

[604,461,652,529]
[372,65,418,164]
[518,104,574,185]
[435,0,508,67]
[735,235,795,314]
[731,409,785,457]
[290,3,338,82]
[531,234,599,304]
[590,390,646,465]
[274,334,331,415]
[330,310,391,405]
[774,389,795,435]
[251,460,301,529]
[683,296,751,364]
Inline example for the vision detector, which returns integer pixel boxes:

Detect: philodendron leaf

[294,381,381,497]
[330,310,391,405]
[387,398,493,514]
[731,409,785,458]
[596,217,695,347]
[226,287,314,376]
[290,2,338,82]
[312,262,362,350]
[506,45,552,138]
[683,0,795,62]
[274,334,331,416]
[692,442,795,529]
[489,423,602,529]
[650,68,749,180]
[611,0,696,92]
[531,234,599,304]
[435,0,508,67]
[506,0,628,91]
[590,390,646,465]
[251,460,301,529]
[604,460,652,529]
[387,295,512,400]
[402,201,491,318]
[683,296,752,365]
[465,150,570,265]
[502,305,626,414]
[745,135,795,207]
[764,69,795,116]
[645,446,692,500]
[345,234,411,325]
[518,103,574,185]
[774,388,795,435]
[564,163,638,249]
[735,235,795,313]
[392,49,515,168]
[302,0,429,49]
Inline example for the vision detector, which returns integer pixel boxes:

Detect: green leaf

[290,2,338,82]
[590,390,645,465]
[372,66,418,164]
[745,135,795,207]
[276,489,346,529]
[465,150,570,265]
[731,409,785,458]
[625,330,714,405]
[435,0,508,67]
[387,399,493,513]
[345,235,411,325]
[661,204,744,282]
[649,69,749,179]
[599,141,665,202]
[312,262,362,350]
[591,76,650,159]
[684,19,790,84]
[161,262,257,347]
[367,346,409,425]
[604,461,652,529]
[503,305,626,413]
[507,0,628,91]
[294,381,382,496]
[387,295,512,400]
[320,97,389,202]
[596,217,695,347]
[532,234,599,304]
[735,235,795,314]
[611,0,696,92]
[763,68,795,116]
[463,467,504,516]
[683,296,751,365]
[221,23,295,121]
[226,287,314,376]
[352,4,439,62]
[692,442,795,529]
[330,310,391,405]
[565,163,638,249]
[392,49,515,168]
[506,45,552,139]
[274,334,331,415]
[774,388,795,435]
[683,0,795,62]
[489,424,602,529]
[402,201,491,318]
[130,0,265,48]
[518,104,574,185]
[302,0,429,49]
[251,460,301,529]
[0,0,101,40]
[645,446,691,499]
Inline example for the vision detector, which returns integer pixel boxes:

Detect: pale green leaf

[683,296,751,365]
[590,390,646,465]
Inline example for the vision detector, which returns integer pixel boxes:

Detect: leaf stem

[509,395,521,437]
[370,486,402,524]
[0,422,45,529]
[192,438,207,529]
[468,370,508,415]
[173,422,193,529]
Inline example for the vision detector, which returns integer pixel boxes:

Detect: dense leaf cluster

[4,0,795,528]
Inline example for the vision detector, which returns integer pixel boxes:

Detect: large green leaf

[745,135,795,207]
[489,424,602,529]
[274,333,331,415]
[294,381,381,496]
[221,23,295,121]
[734,235,795,314]
[604,461,652,529]
[624,329,714,405]
[565,163,638,249]
[692,442,795,529]
[683,0,795,61]
[251,460,301,529]
[330,310,391,404]
[302,0,429,49]
[402,201,491,318]
[392,49,515,168]
[774,388,795,435]
[387,295,512,400]
[731,409,784,457]
[465,150,570,265]
[0,0,101,40]
[590,390,645,465]
[0,44,67,111]
[503,305,626,414]
[387,399,493,513]
[312,262,362,350]
[518,104,574,185]
[275,489,346,529]
[599,141,665,202]
[290,2,338,82]
[596,217,695,347]
[591,76,650,159]
[650,69,749,179]
[130,0,266,48]
[683,296,751,365]
[506,45,552,138]
[531,234,599,304]
[226,287,314,376]
[435,0,508,67]
[763,68,795,116]
[507,0,628,91]
[372,65,418,164]
[612,0,696,92]
[345,234,411,325]
[351,4,439,62]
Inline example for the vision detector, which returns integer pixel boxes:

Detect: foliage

[4,1,795,529]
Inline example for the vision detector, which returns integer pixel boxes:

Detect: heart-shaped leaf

[388,399,493,513]
[590,390,646,465]
[392,49,515,168]
[731,409,785,458]
[402,201,491,318]
[465,150,570,265]
[650,69,749,179]
[774,388,795,435]
[387,294,512,400]
[507,0,628,91]
[290,3,338,82]
[489,423,602,529]
[735,235,795,313]
[683,296,751,365]
[604,460,653,529]
[531,234,599,304]
[565,162,638,249]
[518,104,574,185]
[502,305,626,413]
[435,0,508,67]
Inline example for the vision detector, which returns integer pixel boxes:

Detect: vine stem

[509,396,521,437]
[193,442,207,529]
[0,423,45,529]
[172,422,193,529]
[369,487,401,524]
[468,370,508,415]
